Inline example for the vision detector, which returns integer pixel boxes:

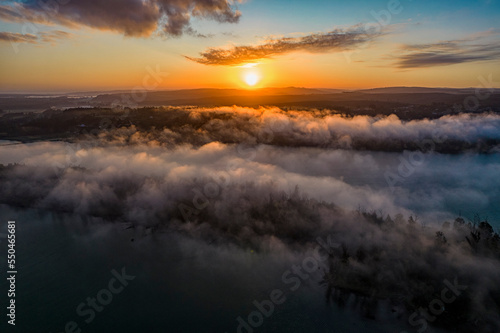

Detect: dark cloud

[159,0,241,36]
[395,36,500,68]
[185,25,380,66]
[0,30,72,44]
[0,0,241,38]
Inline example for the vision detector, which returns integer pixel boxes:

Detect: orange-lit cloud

[185,25,381,66]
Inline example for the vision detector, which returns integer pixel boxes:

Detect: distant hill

[92,87,336,103]
[0,87,499,113]
[355,87,485,94]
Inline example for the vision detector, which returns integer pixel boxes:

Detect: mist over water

[1,109,499,332]
[0,140,499,227]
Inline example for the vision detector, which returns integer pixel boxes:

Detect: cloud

[0,0,242,38]
[0,137,496,227]
[85,106,500,154]
[0,31,38,43]
[0,30,72,44]
[185,25,380,66]
[395,33,500,68]
[1,108,499,225]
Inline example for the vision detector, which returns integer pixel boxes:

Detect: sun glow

[244,72,260,86]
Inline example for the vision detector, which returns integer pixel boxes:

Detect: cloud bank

[186,25,380,65]
[86,107,500,153]
[0,137,499,228]
[0,0,242,38]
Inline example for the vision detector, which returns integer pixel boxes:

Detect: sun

[244,72,260,87]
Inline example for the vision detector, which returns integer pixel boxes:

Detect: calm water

[0,205,432,333]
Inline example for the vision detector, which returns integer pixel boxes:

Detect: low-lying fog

[1,108,499,332]
[1,140,499,227]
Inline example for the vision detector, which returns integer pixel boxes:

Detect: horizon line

[1,85,499,96]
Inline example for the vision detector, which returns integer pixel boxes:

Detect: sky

[0,0,499,92]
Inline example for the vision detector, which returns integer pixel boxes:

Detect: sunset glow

[0,0,499,92]
[244,72,260,87]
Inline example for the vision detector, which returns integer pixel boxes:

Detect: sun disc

[244,72,259,86]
